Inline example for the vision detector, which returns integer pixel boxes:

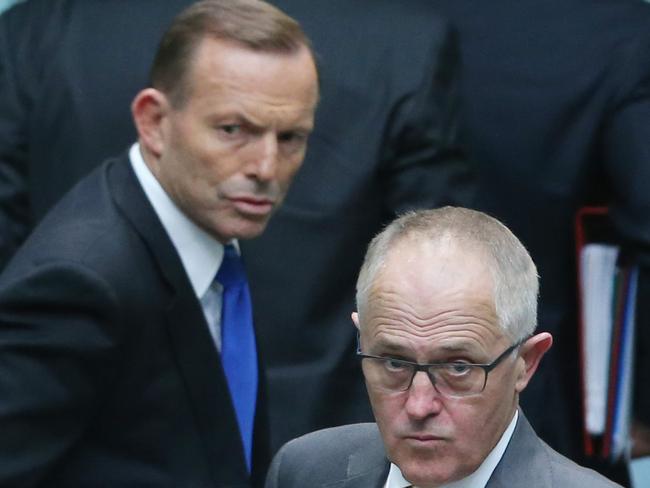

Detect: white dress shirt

[385,410,519,488]
[129,143,228,351]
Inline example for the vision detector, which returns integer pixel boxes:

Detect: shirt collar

[129,143,226,298]
[386,410,519,488]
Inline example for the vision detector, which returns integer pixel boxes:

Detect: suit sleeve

[0,4,33,269]
[0,261,124,486]
[264,439,307,488]
[264,444,284,488]
[377,21,476,220]
[601,30,650,427]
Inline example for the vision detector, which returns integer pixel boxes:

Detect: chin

[206,218,270,243]
[401,468,454,488]
[397,455,467,488]
[237,220,271,239]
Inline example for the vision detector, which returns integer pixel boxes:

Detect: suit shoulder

[494,415,622,487]
[268,424,385,485]
[541,441,622,487]
[285,423,382,452]
[7,158,151,281]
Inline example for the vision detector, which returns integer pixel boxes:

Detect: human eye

[444,362,473,376]
[382,358,411,373]
[277,130,308,150]
[218,123,242,136]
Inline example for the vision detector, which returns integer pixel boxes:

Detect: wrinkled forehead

[359,240,503,355]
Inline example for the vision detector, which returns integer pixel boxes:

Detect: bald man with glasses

[266,207,620,488]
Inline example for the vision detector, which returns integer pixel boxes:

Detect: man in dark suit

[266,207,621,488]
[0,0,474,452]
[425,0,650,483]
[0,1,319,486]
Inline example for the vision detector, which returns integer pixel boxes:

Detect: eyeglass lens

[361,358,488,397]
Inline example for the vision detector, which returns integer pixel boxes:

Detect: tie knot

[215,244,247,287]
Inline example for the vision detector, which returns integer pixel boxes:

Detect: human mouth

[404,434,447,445]
[229,196,275,216]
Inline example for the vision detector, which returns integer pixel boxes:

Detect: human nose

[404,370,443,419]
[246,133,278,181]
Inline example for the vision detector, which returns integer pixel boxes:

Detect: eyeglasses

[356,335,526,398]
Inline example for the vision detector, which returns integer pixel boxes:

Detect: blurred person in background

[428,0,650,484]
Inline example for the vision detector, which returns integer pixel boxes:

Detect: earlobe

[515,332,553,392]
[131,88,169,159]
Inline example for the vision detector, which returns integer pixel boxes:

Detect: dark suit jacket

[0,0,475,452]
[427,0,650,476]
[0,155,270,487]
[265,413,622,488]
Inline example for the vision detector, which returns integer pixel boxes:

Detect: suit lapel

[165,292,249,481]
[487,411,552,488]
[106,156,249,483]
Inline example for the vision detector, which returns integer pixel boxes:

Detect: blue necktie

[216,244,258,473]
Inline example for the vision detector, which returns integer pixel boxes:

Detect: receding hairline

[174,36,317,105]
[366,229,496,302]
[355,207,539,340]
[149,0,317,107]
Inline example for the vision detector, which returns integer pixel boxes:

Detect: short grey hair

[355,207,539,340]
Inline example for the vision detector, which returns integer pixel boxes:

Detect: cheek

[367,390,404,437]
[186,150,240,190]
[174,130,240,183]
[454,392,496,428]
[450,394,511,458]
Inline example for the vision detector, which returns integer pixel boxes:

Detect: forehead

[375,237,493,299]
[184,37,318,111]
[362,238,503,353]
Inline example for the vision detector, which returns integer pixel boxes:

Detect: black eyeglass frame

[355,332,528,397]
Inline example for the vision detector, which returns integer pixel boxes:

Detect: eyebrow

[364,337,408,356]
[373,342,407,354]
[370,338,486,361]
[212,110,314,135]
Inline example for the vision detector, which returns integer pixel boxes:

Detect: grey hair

[355,207,539,341]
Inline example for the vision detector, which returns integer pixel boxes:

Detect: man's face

[357,238,526,488]
[152,38,318,242]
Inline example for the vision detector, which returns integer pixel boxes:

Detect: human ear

[515,332,552,392]
[351,312,360,331]
[131,88,170,159]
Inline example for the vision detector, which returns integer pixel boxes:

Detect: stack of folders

[576,207,638,461]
